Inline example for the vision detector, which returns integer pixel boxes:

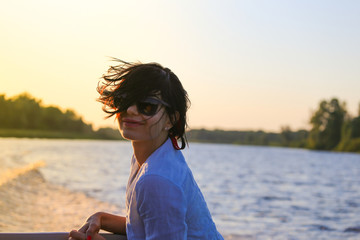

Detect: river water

[0,138,360,239]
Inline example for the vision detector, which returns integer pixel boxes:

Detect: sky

[1,0,359,132]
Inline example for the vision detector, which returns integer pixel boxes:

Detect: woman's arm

[93,212,126,234]
[69,212,126,240]
[136,175,187,239]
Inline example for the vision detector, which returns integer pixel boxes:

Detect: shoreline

[1,134,359,155]
[0,129,123,140]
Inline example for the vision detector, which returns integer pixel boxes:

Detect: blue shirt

[125,138,224,240]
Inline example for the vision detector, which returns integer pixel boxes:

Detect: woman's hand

[68,230,105,240]
[69,211,127,239]
[69,212,103,240]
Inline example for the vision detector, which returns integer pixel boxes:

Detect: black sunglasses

[136,98,170,116]
[115,95,170,116]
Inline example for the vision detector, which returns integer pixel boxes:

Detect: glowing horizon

[1,0,359,132]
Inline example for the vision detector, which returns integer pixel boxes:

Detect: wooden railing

[0,232,127,240]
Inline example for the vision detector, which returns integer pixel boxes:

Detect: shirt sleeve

[135,174,187,240]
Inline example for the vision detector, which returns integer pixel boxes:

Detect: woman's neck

[132,136,168,166]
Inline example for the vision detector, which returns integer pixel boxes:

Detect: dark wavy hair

[97,59,190,149]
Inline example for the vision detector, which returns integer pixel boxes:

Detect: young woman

[69,60,224,240]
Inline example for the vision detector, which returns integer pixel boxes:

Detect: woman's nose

[126,104,139,115]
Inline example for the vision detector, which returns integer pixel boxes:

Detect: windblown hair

[97,59,190,149]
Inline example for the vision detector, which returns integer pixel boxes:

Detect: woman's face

[116,96,172,144]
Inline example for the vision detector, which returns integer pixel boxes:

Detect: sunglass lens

[137,102,159,116]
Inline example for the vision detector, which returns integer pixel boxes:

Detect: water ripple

[1,138,360,239]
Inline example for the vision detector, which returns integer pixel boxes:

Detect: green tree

[42,106,64,130]
[0,93,94,133]
[351,102,360,138]
[308,98,346,150]
[12,93,43,129]
[280,126,293,147]
[95,127,123,140]
[337,103,360,152]
[0,94,11,128]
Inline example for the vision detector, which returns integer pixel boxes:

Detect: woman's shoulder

[135,174,185,205]
[137,174,180,189]
[144,151,191,183]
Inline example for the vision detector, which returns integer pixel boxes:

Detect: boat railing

[0,232,127,240]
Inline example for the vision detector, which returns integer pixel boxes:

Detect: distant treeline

[0,93,359,152]
[0,93,122,140]
[188,98,360,153]
[187,128,309,148]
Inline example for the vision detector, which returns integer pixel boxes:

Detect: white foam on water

[0,160,46,187]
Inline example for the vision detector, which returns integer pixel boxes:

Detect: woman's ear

[165,111,179,131]
[172,111,180,126]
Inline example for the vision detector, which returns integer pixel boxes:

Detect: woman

[69,60,223,240]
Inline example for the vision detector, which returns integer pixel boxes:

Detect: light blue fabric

[125,138,224,240]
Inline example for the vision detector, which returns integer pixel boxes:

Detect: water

[1,138,360,239]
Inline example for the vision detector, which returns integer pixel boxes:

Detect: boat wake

[0,163,121,232]
[0,160,46,187]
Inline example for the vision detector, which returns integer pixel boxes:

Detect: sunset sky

[1,0,359,131]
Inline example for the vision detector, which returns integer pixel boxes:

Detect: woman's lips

[122,118,143,127]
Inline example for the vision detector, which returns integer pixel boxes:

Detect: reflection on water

[0,138,360,239]
[184,144,360,239]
